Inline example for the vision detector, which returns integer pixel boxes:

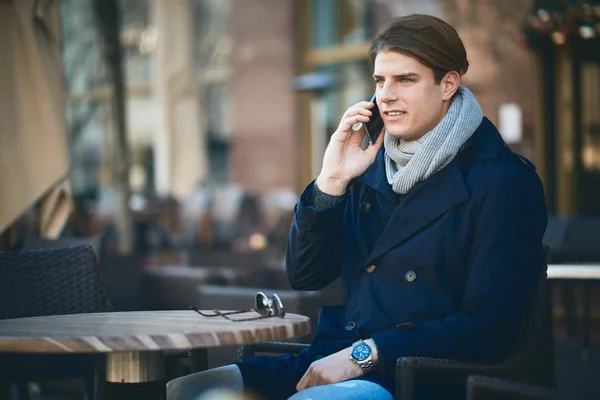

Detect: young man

[168,14,547,400]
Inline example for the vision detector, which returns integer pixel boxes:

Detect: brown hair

[369,14,469,84]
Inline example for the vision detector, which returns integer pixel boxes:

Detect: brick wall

[230,0,297,193]
[441,0,538,160]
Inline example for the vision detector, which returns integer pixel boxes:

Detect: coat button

[345,322,356,331]
[364,264,376,273]
[359,201,371,213]
[405,270,417,282]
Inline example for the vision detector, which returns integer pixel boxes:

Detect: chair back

[543,216,569,263]
[503,245,555,387]
[562,216,600,262]
[0,245,114,319]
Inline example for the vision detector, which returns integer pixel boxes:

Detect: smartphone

[365,92,384,144]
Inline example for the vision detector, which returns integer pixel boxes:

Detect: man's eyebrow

[372,72,420,79]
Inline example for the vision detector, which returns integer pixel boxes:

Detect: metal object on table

[106,351,164,383]
[105,351,166,400]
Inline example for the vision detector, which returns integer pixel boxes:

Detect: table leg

[103,351,165,400]
[582,282,591,359]
[563,283,577,338]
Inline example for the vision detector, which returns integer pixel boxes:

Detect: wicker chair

[0,245,113,399]
[238,250,554,400]
[466,375,564,400]
[0,244,208,399]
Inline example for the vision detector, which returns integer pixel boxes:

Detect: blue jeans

[166,364,393,400]
[167,365,243,400]
[288,380,393,400]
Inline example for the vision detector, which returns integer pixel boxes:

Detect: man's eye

[400,78,413,83]
[374,79,384,87]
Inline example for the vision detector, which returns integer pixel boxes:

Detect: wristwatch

[349,340,375,373]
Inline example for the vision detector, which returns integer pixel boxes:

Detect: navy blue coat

[237,118,547,399]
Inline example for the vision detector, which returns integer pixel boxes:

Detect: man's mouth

[384,110,406,117]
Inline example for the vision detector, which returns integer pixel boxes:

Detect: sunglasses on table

[190,292,285,322]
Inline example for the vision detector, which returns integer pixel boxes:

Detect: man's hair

[369,14,469,84]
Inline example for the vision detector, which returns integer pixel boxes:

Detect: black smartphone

[365,92,384,144]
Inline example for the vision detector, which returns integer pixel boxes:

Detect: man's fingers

[352,122,363,131]
[351,114,371,124]
[297,364,319,391]
[313,370,332,388]
[297,364,322,390]
[296,369,309,391]
[365,128,385,155]
[344,107,373,119]
[340,114,370,132]
[308,366,322,389]
[335,102,376,136]
[375,128,385,145]
[348,101,375,111]
[342,104,373,123]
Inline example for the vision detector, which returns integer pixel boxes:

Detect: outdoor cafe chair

[466,375,564,400]
[0,245,207,399]
[238,246,555,399]
[0,245,113,399]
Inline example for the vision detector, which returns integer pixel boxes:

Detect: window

[195,0,233,185]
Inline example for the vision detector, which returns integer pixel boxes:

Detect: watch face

[351,343,371,361]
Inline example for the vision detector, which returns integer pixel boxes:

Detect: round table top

[0,310,310,354]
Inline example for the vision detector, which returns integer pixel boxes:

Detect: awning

[0,0,70,236]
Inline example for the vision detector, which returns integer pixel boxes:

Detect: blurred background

[1,0,600,398]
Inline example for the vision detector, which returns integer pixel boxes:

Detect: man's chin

[385,128,421,142]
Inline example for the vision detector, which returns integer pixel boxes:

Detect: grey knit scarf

[384,86,483,194]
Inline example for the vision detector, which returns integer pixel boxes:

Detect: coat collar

[463,117,504,160]
[354,144,398,202]
[354,117,505,264]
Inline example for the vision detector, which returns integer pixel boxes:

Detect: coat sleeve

[370,166,548,375]
[285,181,347,291]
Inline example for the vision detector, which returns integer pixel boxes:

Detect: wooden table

[0,310,310,399]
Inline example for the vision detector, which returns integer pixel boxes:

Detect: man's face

[373,51,453,142]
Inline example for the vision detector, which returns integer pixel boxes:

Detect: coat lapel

[354,147,398,203]
[365,158,469,265]
[354,117,503,266]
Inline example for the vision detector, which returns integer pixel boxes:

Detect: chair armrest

[238,341,310,362]
[467,375,563,400]
[395,357,509,400]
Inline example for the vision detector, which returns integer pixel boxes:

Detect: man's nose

[378,83,397,103]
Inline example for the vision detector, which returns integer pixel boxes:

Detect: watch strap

[358,358,375,373]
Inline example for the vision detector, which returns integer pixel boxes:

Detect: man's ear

[441,71,460,101]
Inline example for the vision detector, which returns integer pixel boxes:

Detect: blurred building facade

[61,0,599,220]
[524,0,600,216]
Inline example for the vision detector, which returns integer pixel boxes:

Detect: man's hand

[296,339,379,391]
[296,347,362,391]
[316,101,385,195]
